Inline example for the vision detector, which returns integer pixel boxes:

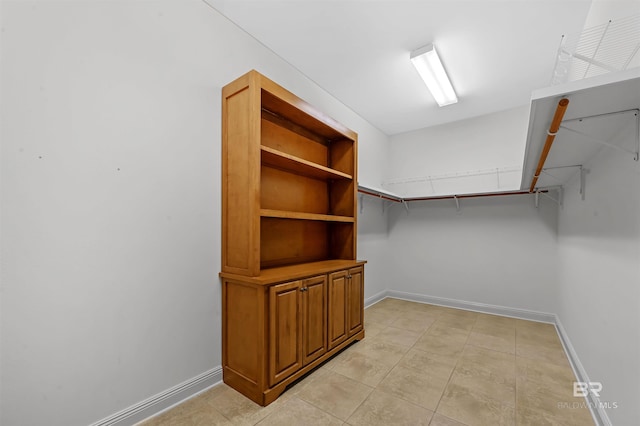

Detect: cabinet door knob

[300,287,307,292]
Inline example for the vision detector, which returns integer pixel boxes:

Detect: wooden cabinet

[328,266,364,350]
[268,275,328,387]
[221,264,365,406]
[220,70,365,406]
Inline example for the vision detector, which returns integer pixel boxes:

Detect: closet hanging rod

[358,188,548,203]
[357,188,403,203]
[404,189,547,202]
[529,98,570,192]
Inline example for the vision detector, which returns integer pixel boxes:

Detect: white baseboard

[364,289,388,308]
[90,367,222,426]
[555,316,610,426]
[93,292,604,426]
[385,290,556,323]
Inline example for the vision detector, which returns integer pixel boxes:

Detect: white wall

[6,2,636,426]
[0,2,389,425]
[357,197,391,302]
[386,193,559,314]
[557,146,640,425]
[386,105,530,197]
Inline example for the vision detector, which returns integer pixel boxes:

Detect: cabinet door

[347,266,364,336]
[269,281,302,386]
[302,275,327,365]
[328,270,348,350]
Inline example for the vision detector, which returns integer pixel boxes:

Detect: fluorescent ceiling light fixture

[410,44,458,107]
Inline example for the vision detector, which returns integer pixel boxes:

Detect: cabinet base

[223,329,364,406]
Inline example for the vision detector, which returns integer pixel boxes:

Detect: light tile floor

[141,298,594,426]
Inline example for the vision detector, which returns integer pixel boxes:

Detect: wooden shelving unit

[219,70,365,406]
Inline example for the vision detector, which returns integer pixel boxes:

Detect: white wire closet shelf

[551,14,640,85]
[522,68,640,193]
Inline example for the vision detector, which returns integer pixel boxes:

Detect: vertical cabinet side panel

[222,79,261,276]
[223,280,265,400]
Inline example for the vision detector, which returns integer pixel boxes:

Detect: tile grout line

[341,305,410,425]
[145,301,588,426]
[320,367,376,423]
[386,309,441,422]
[390,305,462,424]
[361,304,459,424]
[343,305,429,425]
[429,313,476,423]
[292,392,356,425]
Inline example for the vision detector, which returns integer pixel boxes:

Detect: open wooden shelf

[261,146,352,180]
[260,209,355,223]
[222,69,358,275]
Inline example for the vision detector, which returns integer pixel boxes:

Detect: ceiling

[208,0,593,135]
